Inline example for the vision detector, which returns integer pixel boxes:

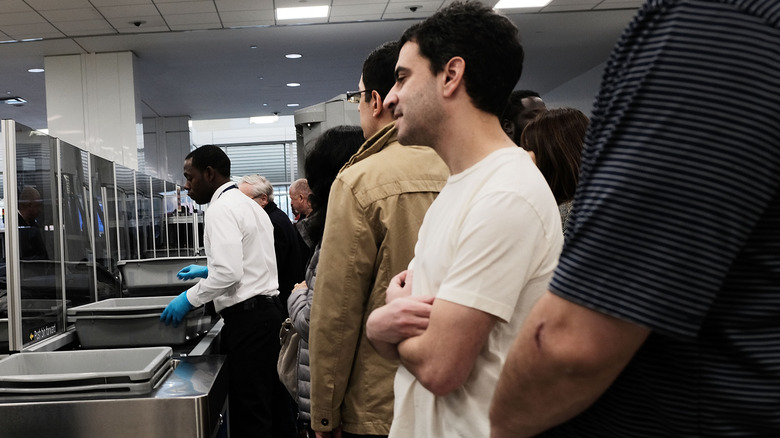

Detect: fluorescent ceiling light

[286,83,301,87]
[277,6,329,20]
[495,0,552,8]
[287,103,300,107]
[250,115,279,124]
[28,68,44,73]
[285,53,302,59]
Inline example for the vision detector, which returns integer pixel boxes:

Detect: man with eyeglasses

[308,41,448,438]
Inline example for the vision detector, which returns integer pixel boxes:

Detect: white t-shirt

[389,147,563,437]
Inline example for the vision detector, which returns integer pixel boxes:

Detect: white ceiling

[0,0,644,129]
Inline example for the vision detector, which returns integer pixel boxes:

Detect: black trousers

[220,296,297,438]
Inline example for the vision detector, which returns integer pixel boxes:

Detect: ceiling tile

[106,15,168,31]
[96,4,161,19]
[164,12,221,26]
[220,10,275,23]
[329,14,384,22]
[0,12,48,26]
[331,4,385,17]
[54,19,116,34]
[383,1,443,14]
[169,23,218,30]
[38,8,103,22]
[2,22,64,39]
[25,0,94,10]
[90,0,152,5]
[221,20,275,28]
[0,0,38,13]
[332,0,388,4]
[214,0,274,9]
[156,1,218,15]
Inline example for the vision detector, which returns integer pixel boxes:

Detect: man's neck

[435,108,515,175]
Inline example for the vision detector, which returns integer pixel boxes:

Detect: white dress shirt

[185,181,279,313]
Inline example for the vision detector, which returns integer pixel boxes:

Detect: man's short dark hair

[362,41,400,103]
[502,89,542,122]
[186,144,230,177]
[398,1,524,117]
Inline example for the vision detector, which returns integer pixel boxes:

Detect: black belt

[219,295,279,319]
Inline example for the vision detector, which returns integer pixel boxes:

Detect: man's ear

[203,166,215,182]
[371,90,383,117]
[501,119,515,138]
[442,56,465,97]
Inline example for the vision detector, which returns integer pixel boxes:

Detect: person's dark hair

[398,1,523,117]
[303,125,364,243]
[501,89,542,123]
[520,107,589,205]
[362,41,400,103]
[186,144,230,177]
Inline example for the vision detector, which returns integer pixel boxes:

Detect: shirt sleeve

[186,204,244,307]
[435,190,559,323]
[308,177,379,430]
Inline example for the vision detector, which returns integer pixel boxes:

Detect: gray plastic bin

[67,297,212,348]
[118,257,206,296]
[0,346,173,397]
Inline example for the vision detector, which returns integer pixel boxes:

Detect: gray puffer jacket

[286,242,320,422]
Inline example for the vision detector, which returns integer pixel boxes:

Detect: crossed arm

[366,270,497,396]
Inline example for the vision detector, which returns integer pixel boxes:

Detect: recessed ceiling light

[262,103,268,106]
[285,53,302,59]
[277,6,329,20]
[286,83,301,87]
[28,68,44,73]
[250,45,258,49]
[0,96,27,105]
[494,0,552,8]
[287,103,300,107]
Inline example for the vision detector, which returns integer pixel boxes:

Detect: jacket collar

[339,121,397,174]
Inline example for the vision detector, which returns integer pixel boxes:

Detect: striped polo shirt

[544,0,780,436]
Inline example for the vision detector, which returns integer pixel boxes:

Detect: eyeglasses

[346,90,368,104]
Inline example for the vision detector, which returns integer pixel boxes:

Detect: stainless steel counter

[0,354,228,438]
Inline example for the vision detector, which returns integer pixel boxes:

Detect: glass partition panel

[89,154,120,300]
[152,177,167,258]
[115,164,138,260]
[13,124,64,349]
[59,141,99,307]
[137,175,154,259]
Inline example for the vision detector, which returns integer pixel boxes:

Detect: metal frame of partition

[1,119,205,352]
[3,120,22,352]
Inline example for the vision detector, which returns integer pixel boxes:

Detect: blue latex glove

[160,291,194,327]
[177,264,208,280]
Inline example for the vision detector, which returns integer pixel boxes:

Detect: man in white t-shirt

[365,2,563,437]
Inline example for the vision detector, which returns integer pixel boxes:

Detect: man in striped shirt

[490,0,780,436]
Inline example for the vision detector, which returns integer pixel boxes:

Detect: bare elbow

[415,363,469,396]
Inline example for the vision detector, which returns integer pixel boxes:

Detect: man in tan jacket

[308,41,448,438]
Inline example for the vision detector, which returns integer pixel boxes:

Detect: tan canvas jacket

[309,122,448,434]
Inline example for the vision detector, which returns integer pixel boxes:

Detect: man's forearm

[489,292,650,437]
